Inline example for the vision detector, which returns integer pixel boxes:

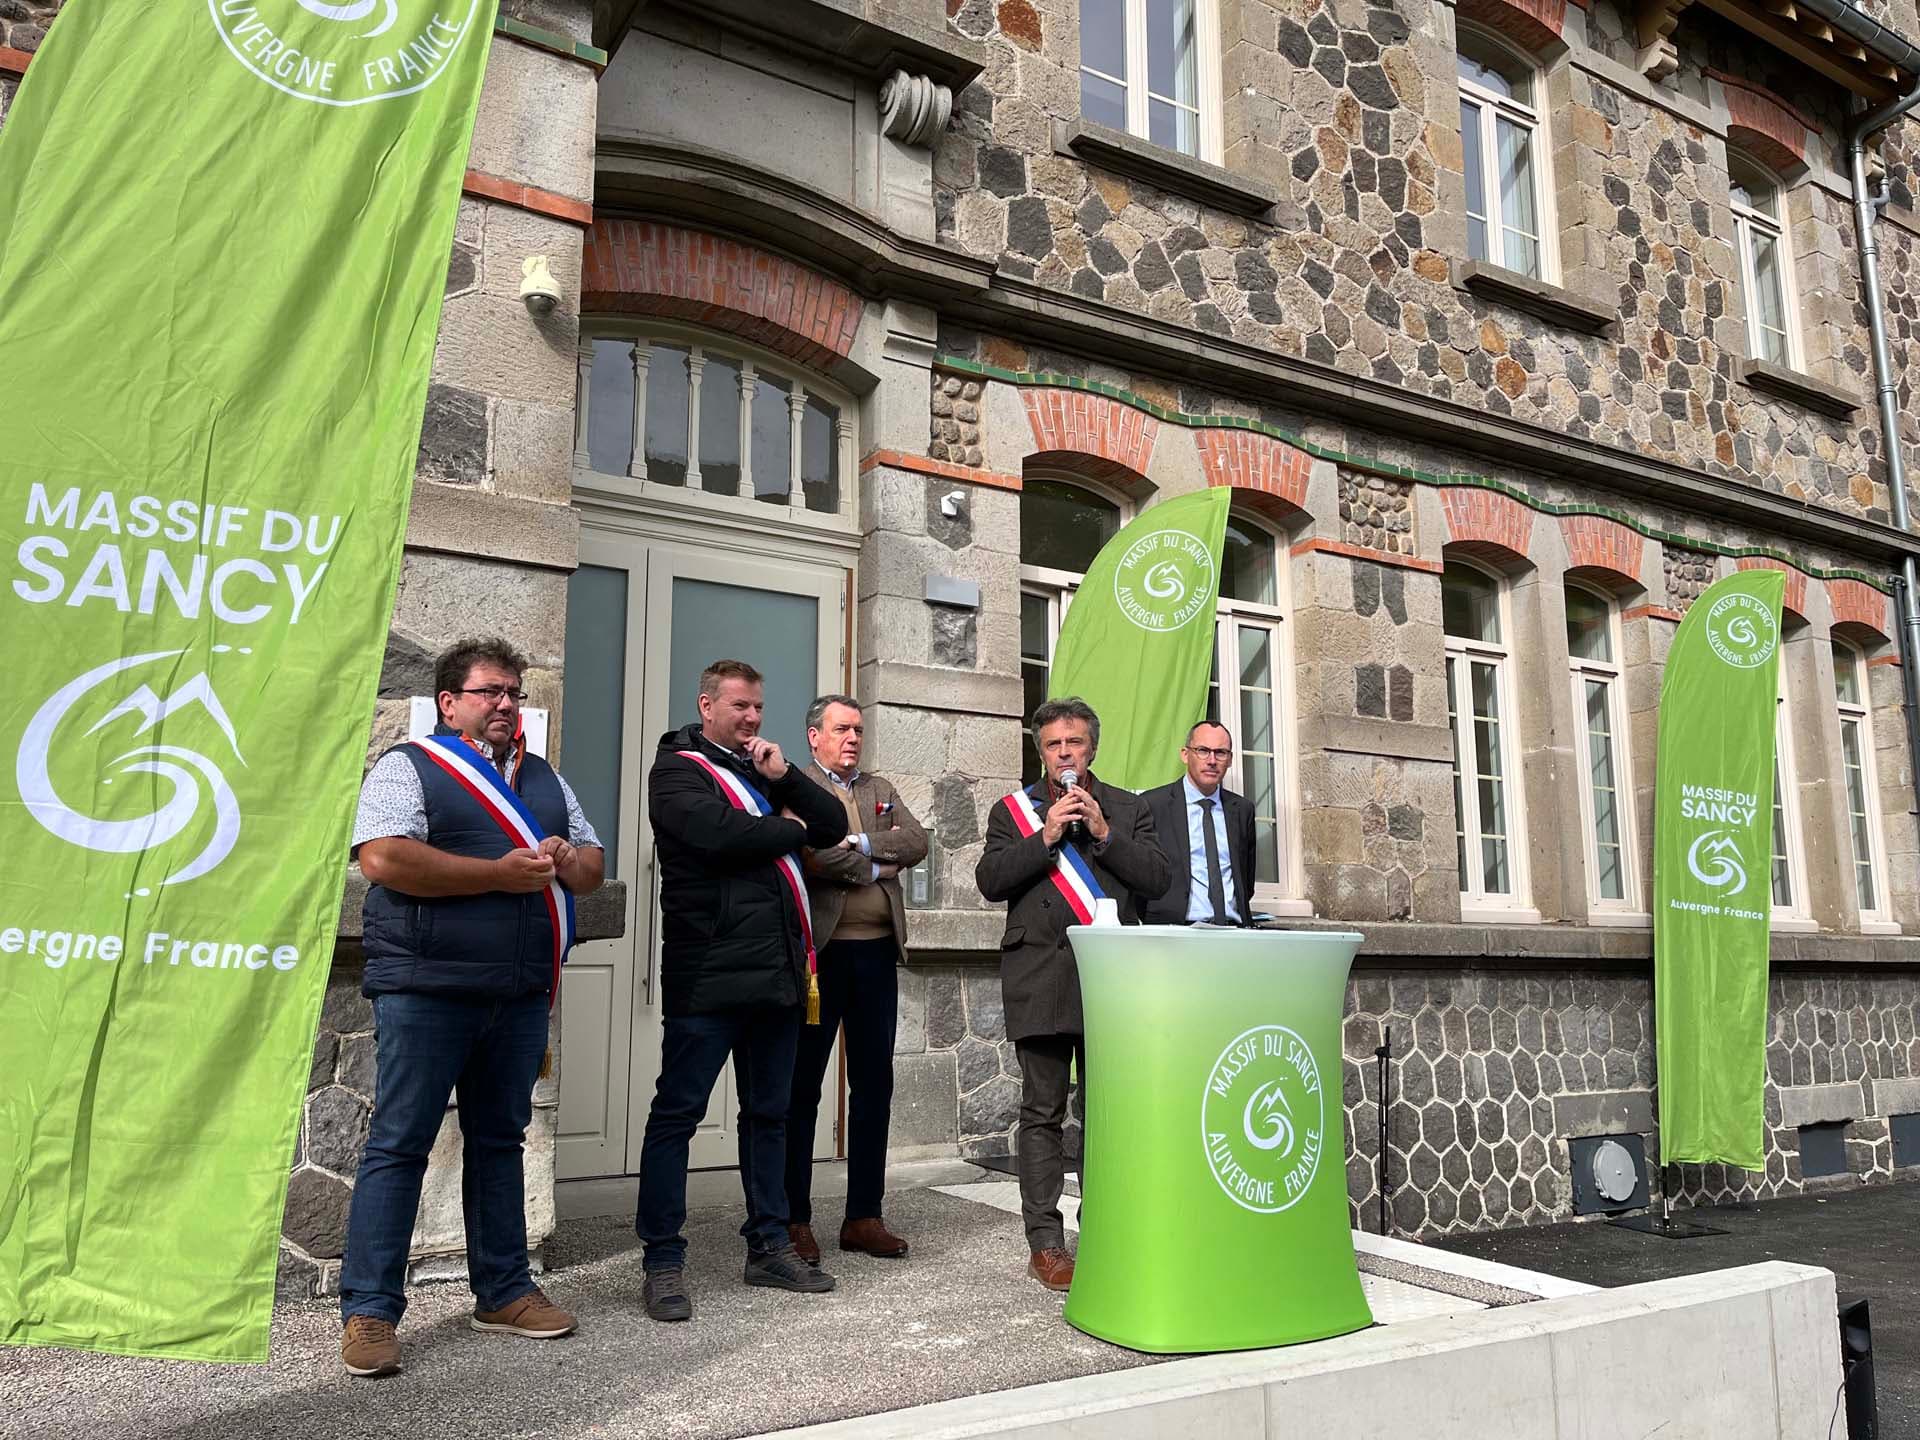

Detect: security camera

[939,490,967,518]
[520,255,561,317]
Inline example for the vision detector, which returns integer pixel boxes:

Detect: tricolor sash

[408,734,578,1000]
[1002,786,1106,925]
[676,750,819,988]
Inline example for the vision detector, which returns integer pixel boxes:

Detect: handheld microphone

[1058,768,1088,847]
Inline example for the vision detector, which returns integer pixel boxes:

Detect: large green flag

[0,0,496,1361]
[1653,569,1786,1171]
[1047,487,1231,791]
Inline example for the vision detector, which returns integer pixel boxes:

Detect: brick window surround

[581,220,863,372]
[1440,487,1535,564]
[1021,388,1160,493]
[1560,515,1644,588]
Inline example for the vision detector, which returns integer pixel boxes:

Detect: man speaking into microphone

[976,697,1168,1290]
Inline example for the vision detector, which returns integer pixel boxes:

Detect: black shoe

[744,1246,836,1293]
[642,1267,692,1322]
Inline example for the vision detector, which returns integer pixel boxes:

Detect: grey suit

[1140,779,1257,925]
[975,774,1171,1249]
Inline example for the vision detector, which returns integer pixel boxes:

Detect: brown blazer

[800,763,929,963]
[975,774,1171,1042]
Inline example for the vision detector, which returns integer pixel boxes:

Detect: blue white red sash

[407,735,577,1000]
[1001,786,1105,925]
[676,751,817,977]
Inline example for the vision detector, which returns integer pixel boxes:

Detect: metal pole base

[1608,1213,1728,1239]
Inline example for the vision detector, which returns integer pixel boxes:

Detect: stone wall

[936,0,1920,517]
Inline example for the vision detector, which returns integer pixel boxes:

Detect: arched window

[576,325,855,522]
[1020,477,1127,783]
[1205,512,1299,901]
[1833,640,1891,924]
[1457,29,1553,281]
[1771,663,1810,923]
[1566,585,1638,913]
[1079,0,1222,162]
[1730,155,1798,369]
[1445,562,1528,907]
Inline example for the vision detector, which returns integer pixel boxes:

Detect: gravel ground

[0,1187,1158,1440]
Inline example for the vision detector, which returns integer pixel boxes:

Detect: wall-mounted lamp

[519,255,560,317]
[939,489,967,518]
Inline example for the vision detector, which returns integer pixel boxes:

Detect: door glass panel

[1471,659,1509,893]
[1021,478,1120,572]
[1080,0,1127,79]
[1442,567,1501,642]
[699,355,742,497]
[1447,657,1468,883]
[588,339,636,476]
[1833,644,1862,706]
[1842,719,1876,912]
[667,578,819,764]
[1021,592,1051,787]
[1461,97,1489,261]
[752,372,793,503]
[645,344,691,487]
[563,565,628,879]
[1584,677,1624,901]
[1497,114,1540,278]
[1565,589,1612,662]
[1771,755,1793,909]
[1221,517,1277,605]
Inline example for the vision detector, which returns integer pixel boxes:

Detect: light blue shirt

[1182,776,1240,924]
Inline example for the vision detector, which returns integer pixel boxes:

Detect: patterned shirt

[351,737,601,852]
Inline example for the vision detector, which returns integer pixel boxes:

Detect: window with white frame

[1457,29,1553,281]
[1566,586,1638,912]
[576,327,854,520]
[1730,156,1798,369]
[1079,0,1221,162]
[1833,640,1891,921]
[1444,563,1527,906]
[1020,477,1126,786]
[1202,513,1295,895]
[1771,667,1810,921]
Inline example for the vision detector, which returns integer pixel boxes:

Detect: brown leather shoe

[470,1287,577,1338]
[788,1222,821,1267]
[341,1315,401,1378]
[839,1217,909,1258]
[1028,1247,1075,1291]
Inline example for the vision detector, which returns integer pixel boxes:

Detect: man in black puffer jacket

[635,658,848,1323]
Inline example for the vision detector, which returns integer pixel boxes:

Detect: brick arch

[1457,0,1565,63]
[1560,515,1644,587]
[1021,388,1159,494]
[581,220,863,371]
[1196,429,1312,523]
[1719,76,1809,173]
[1736,556,1810,620]
[1439,487,1535,565]
[1828,578,1891,640]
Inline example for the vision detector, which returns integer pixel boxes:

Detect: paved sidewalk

[1432,1179,1919,1436]
[0,1187,1153,1440]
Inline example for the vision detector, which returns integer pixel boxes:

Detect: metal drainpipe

[1848,83,1920,823]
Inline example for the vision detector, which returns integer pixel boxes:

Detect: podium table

[1062,925,1372,1353]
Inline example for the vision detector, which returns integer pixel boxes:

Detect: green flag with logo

[1046,487,1231,791]
[1653,569,1785,1171]
[0,0,496,1361]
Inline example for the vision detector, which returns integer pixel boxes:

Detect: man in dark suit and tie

[1140,720,1257,926]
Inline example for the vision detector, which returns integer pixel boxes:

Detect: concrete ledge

[1868,1075,1920,1115]
[1740,358,1865,420]
[1302,714,1455,763]
[859,660,1024,717]
[769,1262,1839,1439]
[1454,259,1616,336]
[1779,1081,1866,1129]
[1552,1088,1655,1138]
[1053,119,1281,219]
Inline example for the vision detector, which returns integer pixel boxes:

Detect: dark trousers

[784,936,899,1225]
[340,991,548,1324]
[1014,1032,1087,1252]
[635,1005,800,1269]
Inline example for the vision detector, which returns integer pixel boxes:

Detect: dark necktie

[1199,797,1230,925]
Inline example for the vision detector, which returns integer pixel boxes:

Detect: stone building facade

[7,0,1920,1293]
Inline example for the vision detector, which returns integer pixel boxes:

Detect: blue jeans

[340,991,548,1324]
[635,1006,800,1270]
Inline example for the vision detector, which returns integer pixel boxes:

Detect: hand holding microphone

[1058,768,1088,848]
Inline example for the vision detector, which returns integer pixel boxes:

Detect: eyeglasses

[455,686,527,704]
[1186,746,1233,761]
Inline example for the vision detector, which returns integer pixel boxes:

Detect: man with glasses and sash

[342,637,605,1378]
[1140,721,1257,927]
[976,696,1169,1291]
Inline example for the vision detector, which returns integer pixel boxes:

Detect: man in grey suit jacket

[976,697,1170,1292]
[1140,720,1257,926]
